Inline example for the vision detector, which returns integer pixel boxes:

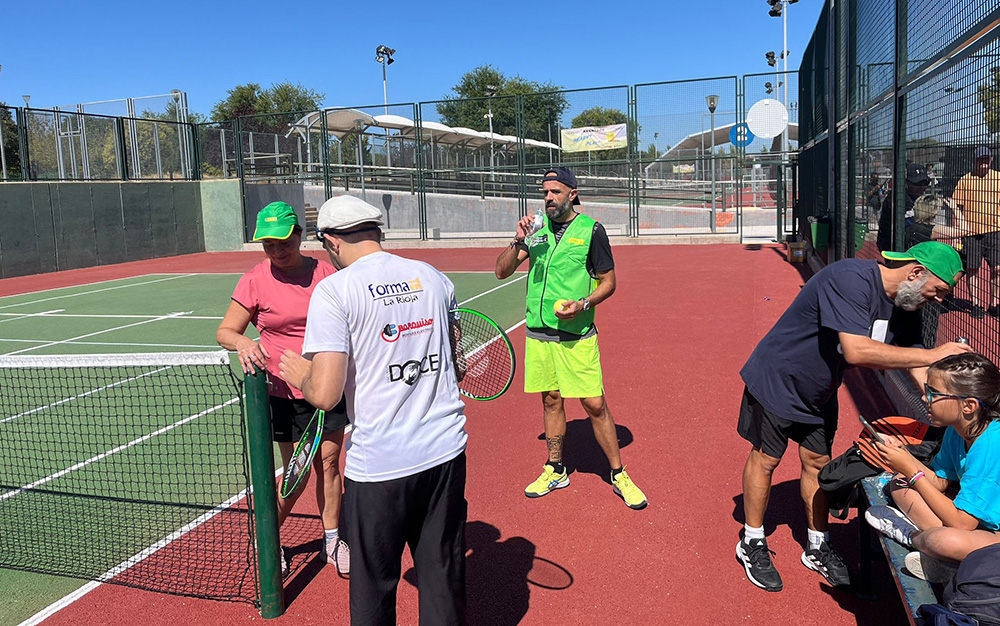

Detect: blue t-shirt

[740,259,921,424]
[931,420,1000,530]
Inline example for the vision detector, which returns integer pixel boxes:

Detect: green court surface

[0,271,526,626]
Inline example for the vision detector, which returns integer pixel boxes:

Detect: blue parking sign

[730,123,754,148]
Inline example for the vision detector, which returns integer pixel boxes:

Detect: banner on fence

[560,123,628,153]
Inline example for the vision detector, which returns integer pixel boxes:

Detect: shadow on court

[536,418,633,485]
[400,520,572,626]
[281,513,326,606]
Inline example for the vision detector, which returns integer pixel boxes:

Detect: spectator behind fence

[878,163,931,253]
[951,146,1000,319]
[865,353,1000,584]
[735,241,971,593]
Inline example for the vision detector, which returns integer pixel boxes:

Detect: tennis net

[0,350,257,603]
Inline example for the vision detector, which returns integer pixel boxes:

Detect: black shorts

[961,231,1000,270]
[270,396,349,443]
[736,387,835,458]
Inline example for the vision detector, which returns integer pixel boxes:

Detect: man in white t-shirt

[280,196,468,626]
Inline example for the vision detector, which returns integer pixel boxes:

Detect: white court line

[0,274,196,311]
[0,309,64,324]
[0,397,239,502]
[0,339,220,349]
[16,466,284,626]
[4,312,193,356]
[458,274,526,307]
[0,313,223,320]
[0,366,173,425]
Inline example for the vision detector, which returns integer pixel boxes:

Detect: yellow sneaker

[524,464,570,498]
[612,467,647,509]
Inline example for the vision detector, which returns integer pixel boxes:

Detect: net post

[245,368,285,618]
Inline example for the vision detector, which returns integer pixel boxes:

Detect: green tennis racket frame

[279,409,324,499]
[450,308,516,401]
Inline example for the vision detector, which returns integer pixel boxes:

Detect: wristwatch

[580,298,591,312]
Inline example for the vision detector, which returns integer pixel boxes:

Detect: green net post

[245,369,285,618]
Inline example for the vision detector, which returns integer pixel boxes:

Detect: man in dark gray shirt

[735,241,969,592]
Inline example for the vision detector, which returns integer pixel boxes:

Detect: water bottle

[529,206,544,235]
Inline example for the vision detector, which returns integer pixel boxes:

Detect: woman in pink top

[216,202,349,576]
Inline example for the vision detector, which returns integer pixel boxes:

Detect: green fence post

[245,369,284,618]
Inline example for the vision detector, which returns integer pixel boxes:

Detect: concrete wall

[200,179,244,252]
[0,181,206,279]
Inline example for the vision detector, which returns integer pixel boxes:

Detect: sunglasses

[923,384,977,405]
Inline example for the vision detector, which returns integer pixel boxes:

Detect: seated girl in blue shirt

[870,353,1000,564]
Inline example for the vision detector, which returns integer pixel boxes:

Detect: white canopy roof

[286,108,559,151]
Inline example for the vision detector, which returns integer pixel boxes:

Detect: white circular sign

[746,99,789,140]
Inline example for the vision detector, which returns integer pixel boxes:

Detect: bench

[858,473,939,625]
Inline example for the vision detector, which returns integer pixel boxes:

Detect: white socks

[807,528,829,550]
[744,524,765,541]
[325,528,339,546]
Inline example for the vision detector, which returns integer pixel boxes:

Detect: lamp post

[706,95,719,232]
[484,84,496,179]
[0,64,7,180]
[767,0,798,156]
[375,45,395,168]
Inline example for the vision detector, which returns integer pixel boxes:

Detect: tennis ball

[554,299,569,313]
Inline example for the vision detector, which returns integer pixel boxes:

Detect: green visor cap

[253,202,299,241]
[881,241,964,287]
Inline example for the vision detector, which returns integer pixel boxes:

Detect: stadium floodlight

[765,51,777,66]
[375,45,396,166]
[765,81,774,94]
[22,95,30,107]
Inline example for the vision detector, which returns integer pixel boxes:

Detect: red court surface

[10,244,912,625]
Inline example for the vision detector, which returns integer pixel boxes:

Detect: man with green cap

[734,241,972,593]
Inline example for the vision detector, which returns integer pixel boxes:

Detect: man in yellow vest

[495,167,647,510]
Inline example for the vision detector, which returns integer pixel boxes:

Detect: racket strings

[455,313,514,400]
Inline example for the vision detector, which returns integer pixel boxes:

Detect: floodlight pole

[706,95,719,233]
[782,1,790,157]
[0,64,7,180]
[376,45,394,169]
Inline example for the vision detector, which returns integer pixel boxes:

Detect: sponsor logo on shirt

[567,237,585,245]
[368,277,423,306]
[387,353,440,385]
[381,318,434,342]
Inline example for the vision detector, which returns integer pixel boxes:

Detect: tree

[978,67,1000,134]
[436,66,567,142]
[0,103,21,180]
[211,82,324,134]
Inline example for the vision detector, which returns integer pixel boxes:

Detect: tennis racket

[449,308,516,401]
[279,409,324,499]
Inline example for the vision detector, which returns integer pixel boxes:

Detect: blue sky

[1,0,824,118]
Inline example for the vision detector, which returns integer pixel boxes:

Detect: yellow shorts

[523,335,604,398]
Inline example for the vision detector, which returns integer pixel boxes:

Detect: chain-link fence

[798,0,1000,362]
[3,72,811,241]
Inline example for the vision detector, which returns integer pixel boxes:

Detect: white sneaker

[865,505,918,547]
[322,537,350,577]
[904,551,959,583]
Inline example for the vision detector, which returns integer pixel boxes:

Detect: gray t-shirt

[740,258,922,425]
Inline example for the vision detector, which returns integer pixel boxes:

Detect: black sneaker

[736,538,783,592]
[988,305,1000,318]
[971,305,986,319]
[801,542,851,587]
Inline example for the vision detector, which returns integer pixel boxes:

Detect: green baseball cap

[253,202,299,241]
[881,241,964,287]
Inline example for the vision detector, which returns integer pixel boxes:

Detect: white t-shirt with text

[302,251,467,482]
